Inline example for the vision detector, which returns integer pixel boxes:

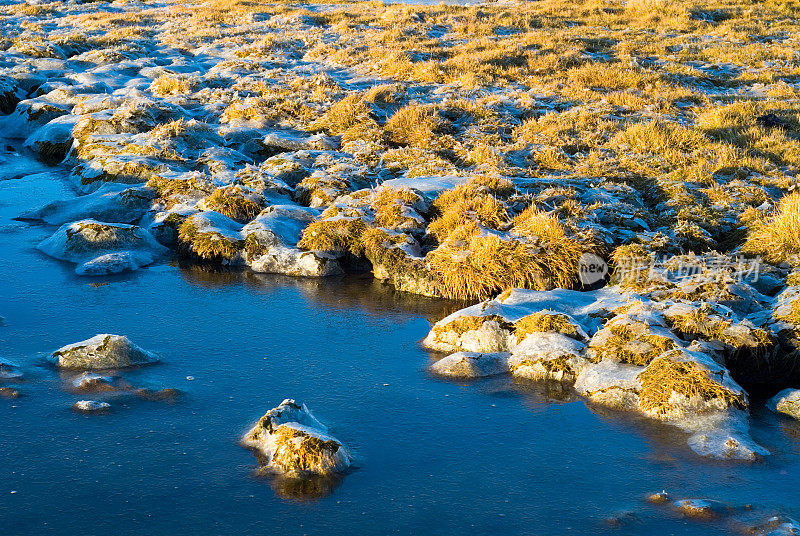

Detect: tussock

[743,192,800,265]
[638,354,746,418]
[297,217,367,255]
[203,186,263,223]
[177,220,242,262]
[514,312,581,341]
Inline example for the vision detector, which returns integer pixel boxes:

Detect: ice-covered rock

[37,219,168,275]
[243,205,343,276]
[574,359,643,410]
[0,74,21,114]
[242,399,351,477]
[0,387,20,398]
[72,400,111,413]
[509,332,587,382]
[71,372,118,393]
[424,314,513,353]
[51,334,159,370]
[0,359,22,381]
[768,388,800,420]
[684,411,769,460]
[24,114,77,164]
[4,97,70,138]
[21,184,156,225]
[430,351,509,378]
[749,516,800,536]
[673,499,718,519]
[177,210,245,264]
[423,288,630,353]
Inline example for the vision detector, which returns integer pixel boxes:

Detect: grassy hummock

[638,353,747,418]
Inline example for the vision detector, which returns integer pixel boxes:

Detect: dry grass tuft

[426,223,551,301]
[309,93,372,135]
[638,354,746,418]
[297,217,367,255]
[428,184,509,242]
[203,186,263,223]
[371,187,424,230]
[177,220,242,262]
[743,192,800,264]
[514,312,581,341]
[592,321,676,366]
[150,74,192,96]
[384,103,441,148]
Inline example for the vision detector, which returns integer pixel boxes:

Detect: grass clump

[309,93,373,135]
[514,312,582,341]
[203,186,263,223]
[743,192,800,265]
[371,187,424,230]
[297,217,367,255]
[147,174,213,198]
[428,185,509,242]
[511,206,599,288]
[150,74,193,96]
[294,175,350,207]
[591,321,676,366]
[426,223,553,301]
[432,314,512,337]
[665,305,772,350]
[384,103,441,148]
[638,354,746,418]
[177,220,242,262]
[776,296,800,326]
[613,120,708,155]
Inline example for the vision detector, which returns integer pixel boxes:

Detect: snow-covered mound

[242,399,351,477]
[37,219,168,275]
[51,334,159,370]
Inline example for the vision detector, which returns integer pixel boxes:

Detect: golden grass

[511,206,598,286]
[297,217,367,255]
[177,220,243,262]
[309,93,372,135]
[638,354,746,417]
[270,426,343,475]
[428,184,509,242]
[203,186,263,223]
[613,120,708,155]
[371,187,423,230]
[150,74,192,96]
[384,103,440,148]
[146,174,213,198]
[776,295,800,325]
[426,224,550,301]
[514,312,581,341]
[743,192,800,264]
[591,321,676,366]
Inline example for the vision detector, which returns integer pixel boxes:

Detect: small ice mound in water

[673,499,719,519]
[430,351,509,378]
[0,359,22,381]
[71,372,118,393]
[37,219,168,275]
[768,388,800,420]
[51,334,160,370]
[749,516,800,536]
[509,332,587,383]
[242,399,351,480]
[72,400,111,414]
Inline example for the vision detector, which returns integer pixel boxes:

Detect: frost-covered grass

[4,0,800,296]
